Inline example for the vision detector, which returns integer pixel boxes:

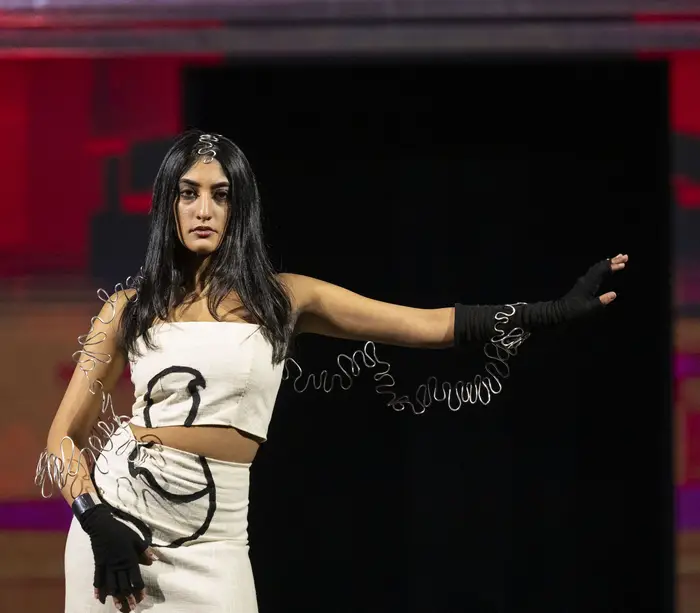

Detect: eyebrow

[179,178,229,189]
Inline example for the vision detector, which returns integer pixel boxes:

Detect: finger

[94,587,100,600]
[116,569,132,598]
[610,253,629,265]
[139,547,158,565]
[598,291,617,306]
[610,262,626,272]
[126,592,138,611]
[106,570,118,597]
[135,588,146,604]
[134,537,150,556]
[116,597,132,613]
[93,565,107,604]
[129,566,145,594]
[93,564,105,589]
[138,552,153,566]
[111,570,135,611]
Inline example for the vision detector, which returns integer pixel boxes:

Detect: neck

[182,254,212,295]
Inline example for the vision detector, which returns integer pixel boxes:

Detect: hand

[453,253,630,346]
[563,253,628,310]
[600,253,629,306]
[598,253,628,305]
[93,548,158,612]
[80,505,157,612]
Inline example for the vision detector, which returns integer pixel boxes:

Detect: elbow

[425,307,455,349]
[47,416,89,451]
[408,308,454,349]
[46,419,70,451]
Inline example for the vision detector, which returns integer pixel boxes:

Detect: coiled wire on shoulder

[282,303,530,414]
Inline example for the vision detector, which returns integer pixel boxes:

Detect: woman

[37,130,627,612]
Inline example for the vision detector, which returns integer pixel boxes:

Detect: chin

[190,247,217,256]
[186,242,218,255]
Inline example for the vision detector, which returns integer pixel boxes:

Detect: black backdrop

[184,59,672,613]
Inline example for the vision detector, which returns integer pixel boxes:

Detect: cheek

[175,202,190,242]
[176,202,193,225]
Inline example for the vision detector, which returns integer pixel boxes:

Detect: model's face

[176,159,229,255]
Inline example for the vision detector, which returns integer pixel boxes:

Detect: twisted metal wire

[282,303,530,414]
[196,134,219,164]
[35,285,529,497]
[35,274,147,499]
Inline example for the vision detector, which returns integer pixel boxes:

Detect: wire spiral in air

[282,303,530,414]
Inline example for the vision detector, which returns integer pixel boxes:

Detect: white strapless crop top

[128,322,284,441]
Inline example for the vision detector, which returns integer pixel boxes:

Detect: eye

[180,189,197,201]
[214,190,229,203]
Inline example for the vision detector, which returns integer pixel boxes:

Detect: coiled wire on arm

[282,303,529,414]
[34,274,147,499]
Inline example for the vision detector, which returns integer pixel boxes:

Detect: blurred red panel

[85,138,128,156]
[675,175,700,209]
[122,193,152,214]
[0,62,29,250]
[636,13,700,24]
[670,52,700,135]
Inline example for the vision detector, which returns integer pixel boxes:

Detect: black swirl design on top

[142,366,207,428]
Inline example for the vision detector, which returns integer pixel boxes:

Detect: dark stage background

[182,60,672,613]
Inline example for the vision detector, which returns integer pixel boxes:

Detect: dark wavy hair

[119,129,293,363]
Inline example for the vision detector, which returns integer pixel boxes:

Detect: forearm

[297,305,456,349]
[40,368,105,505]
[38,314,127,503]
[45,425,98,506]
[418,307,455,348]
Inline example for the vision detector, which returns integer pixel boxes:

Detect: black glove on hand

[454,259,615,345]
[78,504,148,603]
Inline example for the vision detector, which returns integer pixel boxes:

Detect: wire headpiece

[197,134,219,164]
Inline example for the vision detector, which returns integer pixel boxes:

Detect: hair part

[119,129,293,363]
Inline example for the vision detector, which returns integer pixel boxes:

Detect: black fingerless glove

[454,259,611,345]
[78,504,148,602]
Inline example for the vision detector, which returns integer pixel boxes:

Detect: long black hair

[120,129,293,363]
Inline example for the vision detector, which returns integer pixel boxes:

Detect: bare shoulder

[98,288,138,330]
[277,273,317,311]
[112,287,138,305]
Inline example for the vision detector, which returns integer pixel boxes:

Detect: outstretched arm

[279,254,627,349]
[281,273,455,349]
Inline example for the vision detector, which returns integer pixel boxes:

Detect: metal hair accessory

[197,134,219,164]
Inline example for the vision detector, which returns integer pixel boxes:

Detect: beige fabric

[129,322,284,441]
[64,425,258,612]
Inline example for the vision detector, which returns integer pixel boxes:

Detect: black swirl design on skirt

[94,365,216,549]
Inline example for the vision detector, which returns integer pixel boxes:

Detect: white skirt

[64,424,258,612]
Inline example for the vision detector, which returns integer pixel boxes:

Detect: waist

[128,422,261,464]
[94,425,252,547]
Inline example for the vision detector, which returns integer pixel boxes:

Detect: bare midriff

[128,423,262,464]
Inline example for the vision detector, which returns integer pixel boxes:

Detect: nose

[197,193,213,221]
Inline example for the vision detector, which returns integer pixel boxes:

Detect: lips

[192,226,215,237]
